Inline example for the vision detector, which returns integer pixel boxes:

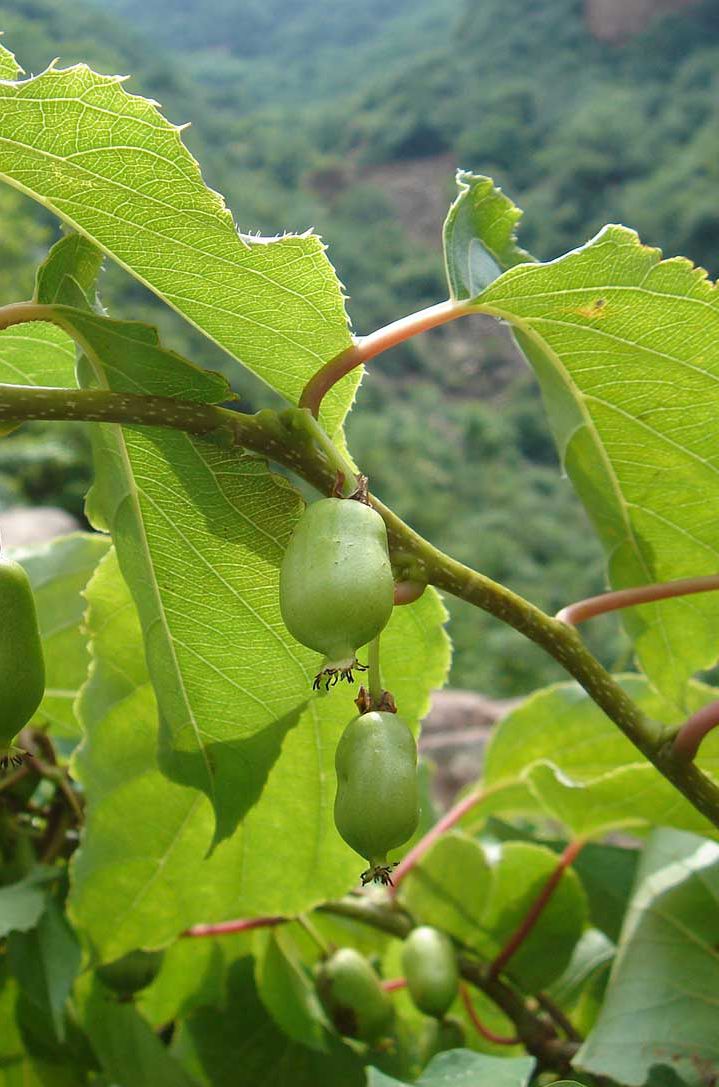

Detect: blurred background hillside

[1,0,717,695]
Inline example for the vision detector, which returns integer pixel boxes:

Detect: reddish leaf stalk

[555,573,719,626]
[488,839,586,980]
[183,915,286,938]
[672,700,719,762]
[390,786,488,895]
[299,299,471,418]
[460,984,521,1046]
[382,977,407,992]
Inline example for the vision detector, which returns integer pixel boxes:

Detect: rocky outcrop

[420,688,520,806]
[0,506,82,549]
[585,0,699,43]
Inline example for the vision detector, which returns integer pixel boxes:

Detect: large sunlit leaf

[0,55,356,435]
[577,829,719,1085]
[70,549,449,961]
[399,833,587,993]
[475,227,719,707]
[13,533,110,738]
[47,305,313,843]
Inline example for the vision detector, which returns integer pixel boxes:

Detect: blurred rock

[585,0,698,42]
[0,506,82,549]
[420,688,520,808]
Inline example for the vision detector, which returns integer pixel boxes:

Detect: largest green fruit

[316,948,394,1041]
[279,498,394,687]
[0,556,45,767]
[334,711,419,884]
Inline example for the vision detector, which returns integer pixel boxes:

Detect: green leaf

[481,676,719,839]
[0,867,54,938]
[178,957,364,1086]
[443,172,534,300]
[577,829,719,1085]
[253,928,330,1052]
[399,833,587,992]
[35,233,104,309]
[475,227,719,707]
[13,533,110,738]
[70,551,449,960]
[0,57,355,435]
[0,323,75,387]
[369,1050,536,1087]
[62,306,312,843]
[0,41,21,80]
[138,937,228,1028]
[7,897,81,1042]
[78,976,199,1087]
[527,760,717,839]
[547,928,614,1011]
[571,841,639,942]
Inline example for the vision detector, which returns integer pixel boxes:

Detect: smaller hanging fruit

[334,710,419,885]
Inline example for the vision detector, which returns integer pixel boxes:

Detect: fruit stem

[367,635,383,705]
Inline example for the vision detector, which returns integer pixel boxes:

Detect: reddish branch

[389,786,487,895]
[184,915,286,938]
[672,700,719,762]
[382,977,407,993]
[555,573,719,626]
[488,839,586,980]
[460,984,521,1046]
[299,300,470,418]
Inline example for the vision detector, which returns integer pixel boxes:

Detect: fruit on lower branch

[279,498,394,687]
[96,949,165,999]
[316,947,394,1041]
[0,556,45,768]
[334,711,419,884]
[401,926,459,1018]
